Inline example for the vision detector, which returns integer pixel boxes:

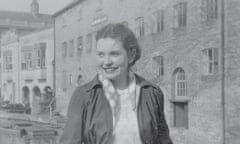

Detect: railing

[48,97,56,120]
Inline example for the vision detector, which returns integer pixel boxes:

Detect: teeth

[104,68,116,72]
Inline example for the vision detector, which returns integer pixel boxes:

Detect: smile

[103,67,118,73]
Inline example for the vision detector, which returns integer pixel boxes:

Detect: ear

[128,49,136,64]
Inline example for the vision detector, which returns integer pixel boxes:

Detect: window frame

[86,33,92,53]
[62,41,67,61]
[202,0,218,22]
[153,9,164,33]
[135,16,144,38]
[175,68,187,97]
[152,55,164,77]
[77,36,83,56]
[173,2,187,28]
[202,48,219,75]
[69,39,74,57]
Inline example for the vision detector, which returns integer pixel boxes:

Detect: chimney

[31,0,39,17]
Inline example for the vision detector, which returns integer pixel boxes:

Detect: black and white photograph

[0,0,239,144]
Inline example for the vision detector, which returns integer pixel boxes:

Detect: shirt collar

[86,74,158,92]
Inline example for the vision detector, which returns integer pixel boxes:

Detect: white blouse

[113,88,142,144]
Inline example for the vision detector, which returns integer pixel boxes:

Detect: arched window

[175,68,187,97]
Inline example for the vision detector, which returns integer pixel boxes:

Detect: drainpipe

[17,37,20,104]
[220,0,226,143]
[53,19,56,109]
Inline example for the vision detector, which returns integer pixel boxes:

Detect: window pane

[176,69,187,96]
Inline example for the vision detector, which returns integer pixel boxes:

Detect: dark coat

[59,74,173,144]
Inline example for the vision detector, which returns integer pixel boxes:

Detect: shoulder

[135,74,162,91]
[69,79,96,106]
[136,74,164,100]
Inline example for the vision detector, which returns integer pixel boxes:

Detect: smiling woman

[59,23,173,144]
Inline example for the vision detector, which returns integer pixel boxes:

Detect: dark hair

[96,23,141,66]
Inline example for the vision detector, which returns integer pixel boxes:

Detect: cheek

[118,57,129,68]
[96,57,103,67]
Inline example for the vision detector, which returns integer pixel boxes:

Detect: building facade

[54,0,240,144]
[0,0,53,102]
[1,30,20,104]
[19,28,54,115]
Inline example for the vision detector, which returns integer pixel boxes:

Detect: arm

[59,88,86,144]
[153,88,173,144]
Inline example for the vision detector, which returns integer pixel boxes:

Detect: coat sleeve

[153,88,173,144]
[59,88,87,144]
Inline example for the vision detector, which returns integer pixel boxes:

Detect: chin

[104,73,119,81]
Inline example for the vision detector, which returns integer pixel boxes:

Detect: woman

[60,23,173,144]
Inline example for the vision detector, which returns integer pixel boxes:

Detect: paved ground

[0,108,63,144]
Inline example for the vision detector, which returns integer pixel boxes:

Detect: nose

[103,56,113,66]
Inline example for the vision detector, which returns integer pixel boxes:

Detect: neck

[112,74,129,90]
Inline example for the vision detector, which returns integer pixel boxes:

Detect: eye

[111,51,120,57]
[97,52,104,57]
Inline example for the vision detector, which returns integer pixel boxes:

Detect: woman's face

[96,38,130,81]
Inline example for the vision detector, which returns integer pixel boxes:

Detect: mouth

[102,67,118,73]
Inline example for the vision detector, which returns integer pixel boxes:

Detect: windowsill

[25,79,33,83]
[203,19,218,25]
[201,73,219,81]
[169,97,190,103]
[172,26,187,37]
[201,19,218,30]
[152,31,164,35]
[38,79,47,82]
[173,26,187,32]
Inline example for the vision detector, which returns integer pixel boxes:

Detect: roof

[53,0,83,17]
[0,10,53,24]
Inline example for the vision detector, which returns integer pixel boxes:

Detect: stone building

[19,27,54,116]
[1,30,20,103]
[0,0,53,101]
[1,27,54,116]
[53,0,240,143]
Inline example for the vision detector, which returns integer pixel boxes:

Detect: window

[3,51,13,71]
[36,47,41,68]
[86,33,92,53]
[77,7,82,20]
[40,43,46,68]
[35,43,46,68]
[173,2,187,28]
[77,36,83,56]
[27,51,33,69]
[3,83,6,92]
[62,71,67,91]
[21,51,27,70]
[202,48,218,74]
[172,68,188,128]
[69,74,73,86]
[69,40,74,57]
[153,10,164,33]
[62,42,67,60]
[152,56,164,77]
[202,0,218,21]
[61,15,67,28]
[173,102,188,128]
[77,74,82,86]
[135,17,144,38]
[175,68,187,97]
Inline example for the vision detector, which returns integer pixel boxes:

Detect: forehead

[96,38,124,51]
